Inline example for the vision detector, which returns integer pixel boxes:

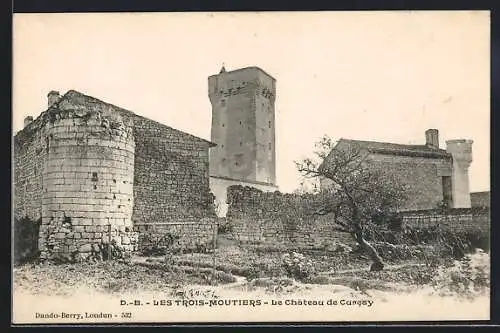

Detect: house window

[222,123,225,127]
[269,143,272,150]
[221,99,226,106]
[268,120,271,128]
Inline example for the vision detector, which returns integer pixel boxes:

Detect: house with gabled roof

[319,129,473,211]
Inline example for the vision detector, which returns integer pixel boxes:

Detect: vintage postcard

[12,11,490,324]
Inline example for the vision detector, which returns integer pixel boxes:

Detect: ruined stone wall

[471,192,490,208]
[14,93,140,261]
[133,219,217,253]
[209,175,278,217]
[123,115,215,224]
[226,186,354,250]
[399,208,490,233]
[225,186,490,253]
[14,122,48,221]
[38,105,137,261]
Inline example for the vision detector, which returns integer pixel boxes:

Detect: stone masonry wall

[134,219,217,253]
[14,121,47,221]
[399,208,490,233]
[121,114,216,224]
[15,90,217,261]
[368,154,452,211]
[225,186,490,253]
[321,152,453,211]
[39,104,137,261]
[14,92,139,262]
[226,186,354,251]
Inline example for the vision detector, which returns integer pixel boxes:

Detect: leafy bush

[431,249,490,299]
[217,220,234,234]
[213,271,237,284]
[138,232,180,256]
[326,242,353,253]
[14,217,41,265]
[281,252,316,281]
[370,242,436,262]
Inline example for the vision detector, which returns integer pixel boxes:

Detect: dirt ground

[12,243,491,323]
[13,254,490,323]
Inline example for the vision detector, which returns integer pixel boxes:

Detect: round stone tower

[39,101,137,261]
[446,139,473,208]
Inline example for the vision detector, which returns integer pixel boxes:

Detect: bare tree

[295,135,409,271]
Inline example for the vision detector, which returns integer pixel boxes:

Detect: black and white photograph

[12,11,490,323]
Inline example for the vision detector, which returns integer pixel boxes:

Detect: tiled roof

[335,138,452,159]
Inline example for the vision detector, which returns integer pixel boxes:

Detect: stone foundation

[134,219,217,254]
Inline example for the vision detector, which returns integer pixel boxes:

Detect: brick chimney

[47,90,60,108]
[425,129,439,149]
[24,116,33,127]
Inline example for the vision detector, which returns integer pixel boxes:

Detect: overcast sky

[13,11,490,193]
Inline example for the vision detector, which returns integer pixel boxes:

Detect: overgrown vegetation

[138,232,181,256]
[296,135,410,271]
[14,217,41,265]
[281,252,316,281]
[217,219,234,234]
[365,224,489,262]
[431,250,490,300]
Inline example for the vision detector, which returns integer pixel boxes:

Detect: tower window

[239,121,242,125]
[269,143,272,150]
[240,142,243,146]
[268,120,271,128]
[221,99,226,106]
[234,154,243,166]
[222,123,225,127]
[221,144,224,148]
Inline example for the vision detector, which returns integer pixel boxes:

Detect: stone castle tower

[208,66,278,216]
[446,139,473,208]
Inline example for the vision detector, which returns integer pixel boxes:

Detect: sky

[13,11,490,193]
